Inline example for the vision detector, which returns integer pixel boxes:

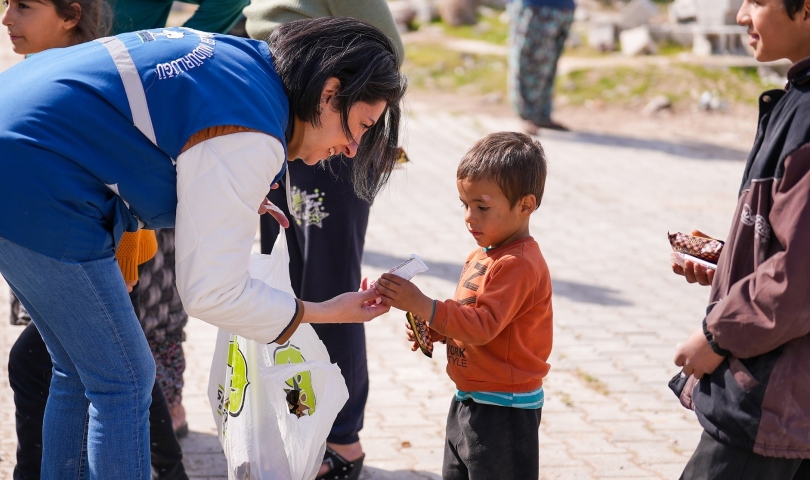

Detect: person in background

[376,132,553,480]
[136,229,191,437]
[112,0,248,35]
[507,0,574,133]
[673,0,810,477]
[0,16,403,477]
[244,2,404,479]
[110,0,258,437]
[1,1,189,478]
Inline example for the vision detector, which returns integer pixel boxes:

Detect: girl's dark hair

[784,0,805,19]
[268,17,407,202]
[52,0,112,44]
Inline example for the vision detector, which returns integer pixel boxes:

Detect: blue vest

[0,28,289,261]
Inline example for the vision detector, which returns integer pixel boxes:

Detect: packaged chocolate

[406,311,433,358]
[668,232,724,265]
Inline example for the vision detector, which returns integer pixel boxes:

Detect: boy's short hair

[457,132,547,209]
[784,0,805,19]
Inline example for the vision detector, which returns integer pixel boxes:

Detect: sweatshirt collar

[788,55,810,87]
[477,236,534,259]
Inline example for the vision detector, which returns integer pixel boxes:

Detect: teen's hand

[671,230,716,286]
[125,280,137,293]
[672,260,715,286]
[375,273,433,319]
[674,328,725,379]
[258,198,290,228]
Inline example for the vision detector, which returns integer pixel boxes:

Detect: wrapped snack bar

[406,312,433,358]
[668,232,724,264]
[668,231,724,271]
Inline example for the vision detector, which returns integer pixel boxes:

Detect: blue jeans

[0,238,154,479]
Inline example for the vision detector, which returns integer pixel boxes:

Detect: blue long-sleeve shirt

[513,0,576,11]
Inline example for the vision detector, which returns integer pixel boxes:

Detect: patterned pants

[149,339,185,408]
[508,3,574,124]
[135,228,188,408]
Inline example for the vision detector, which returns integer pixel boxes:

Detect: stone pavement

[0,30,752,480]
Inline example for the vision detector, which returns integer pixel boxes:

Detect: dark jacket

[693,57,810,459]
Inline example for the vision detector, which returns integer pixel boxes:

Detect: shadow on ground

[179,431,441,479]
[362,251,632,306]
[180,431,227,477]
[547,130,748,161]
[360,466,441,480]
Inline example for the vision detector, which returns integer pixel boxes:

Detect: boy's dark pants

[443,398,541,480]
[681,431,810,480]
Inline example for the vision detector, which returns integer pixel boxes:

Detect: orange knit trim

[116,230,158,282]
[181,125,264,154]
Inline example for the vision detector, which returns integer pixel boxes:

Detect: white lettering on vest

[155,33,216,80]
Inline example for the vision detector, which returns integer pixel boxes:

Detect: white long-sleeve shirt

[174,131,300,343]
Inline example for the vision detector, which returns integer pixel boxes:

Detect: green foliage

[556,63,767,108]
[404,41,767,110]
[438,13,509,45]
[403,43,507,95]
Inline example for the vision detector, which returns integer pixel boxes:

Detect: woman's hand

[302,288,390,324]
[258,198,290,229]
[125,280,137,293]
[674,328,725,379]
[671,230,716,286]
[375,273,434,320]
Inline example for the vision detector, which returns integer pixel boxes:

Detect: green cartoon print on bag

[274,342,316,417]
[227,339,249,417]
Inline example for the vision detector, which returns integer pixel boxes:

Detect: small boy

[673,0,810,477]
[375,132,552,480]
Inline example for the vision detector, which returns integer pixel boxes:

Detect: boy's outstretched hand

[375,273,434,320]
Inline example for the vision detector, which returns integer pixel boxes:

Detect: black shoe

[523,119,570,134]
[315,446,365,480]
[536,120,569,131]
[174,422,189,439]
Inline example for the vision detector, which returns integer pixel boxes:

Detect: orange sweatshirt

[430,237,553,393]
[115,230,158,283]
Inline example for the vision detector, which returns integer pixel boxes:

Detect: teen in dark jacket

[674,0,810,477]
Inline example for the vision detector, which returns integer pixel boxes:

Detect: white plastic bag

[208,233,349,480]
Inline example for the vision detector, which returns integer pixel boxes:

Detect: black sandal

[315,446,365,480]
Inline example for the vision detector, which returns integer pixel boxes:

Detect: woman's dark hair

[784,0,805,19]
[52,0,112,44]
[268,17,407,202]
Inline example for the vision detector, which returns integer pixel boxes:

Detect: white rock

[695,0,743,26]
[411,0,439,24]
[619,26,657,56]
[668,0,698,23]
[692,33,713,56]
[618,0,658,30]
[588,22,616,52]
[642,95,672,115]
[389,0,418,29]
